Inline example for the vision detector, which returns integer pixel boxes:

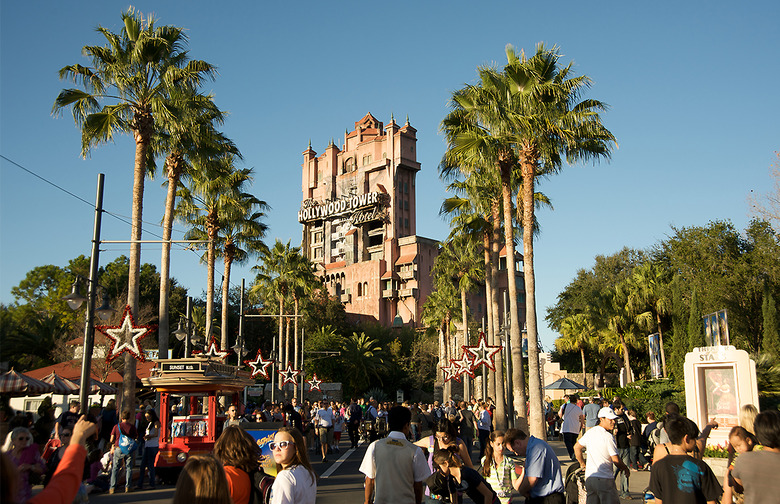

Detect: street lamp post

[69,173,107,415]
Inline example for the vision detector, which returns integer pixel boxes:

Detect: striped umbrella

[0,369,55,396]
[41,372,80,395]
[74,377,117,395]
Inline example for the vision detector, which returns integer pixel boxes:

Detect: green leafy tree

[627,262,672,377]
[688,288,706,350]
[762,282,780,356]
[556,313,597,387]
[340,332,387,396]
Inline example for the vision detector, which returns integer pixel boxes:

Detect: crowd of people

[2,392,779,504]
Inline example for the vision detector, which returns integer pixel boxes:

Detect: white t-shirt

[578,425,618,479]
[316,407,334,427]
[270,464,316,504]
[559,403,583,434]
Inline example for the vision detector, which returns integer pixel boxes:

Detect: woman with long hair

[480,431,521,504]
[415,418,473,469]
[172,454,232,504]
[2,426,45,503]
[270,426,316,504]
[214,425,264,504]
[432,447,498,504]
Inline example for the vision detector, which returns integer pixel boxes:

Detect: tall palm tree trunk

[278,296,284,368]
[205,216,217,343]
[484,233,496,402]
[499,162,527,424]
[294,296,299,398]
[485,230,507,430]
[520,155,544,439]
[158,154,181,359]
[221,249,233,350]
[619,332,634,383]
[580,347,587,388]
[123,119,151,412]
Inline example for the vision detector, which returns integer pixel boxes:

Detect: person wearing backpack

[108,409,138,494]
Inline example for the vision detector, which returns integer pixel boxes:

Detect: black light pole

[78,173,104,415]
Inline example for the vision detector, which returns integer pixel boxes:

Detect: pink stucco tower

[299,113,438,327]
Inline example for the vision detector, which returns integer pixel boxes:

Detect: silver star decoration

[245,350,274,379]
[197,338,230,360]
[307,374,322,391]
[463,333,503,371]
[440,360,458,383]
[452,353,475,379]
[96,305,152,363]
[278,363,301,386]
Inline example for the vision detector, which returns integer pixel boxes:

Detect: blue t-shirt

[583,403,601,428]
[524,436,564,498]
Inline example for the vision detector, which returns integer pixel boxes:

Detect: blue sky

[1,1,778,352]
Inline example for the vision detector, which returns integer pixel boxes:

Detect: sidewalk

[546,439,651,503]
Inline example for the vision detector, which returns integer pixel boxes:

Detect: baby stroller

[564,462,586,504]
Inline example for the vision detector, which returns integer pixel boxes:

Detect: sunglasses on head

[269,441,295,451]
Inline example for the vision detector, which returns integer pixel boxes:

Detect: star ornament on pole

[278,362,300,386]
[244,350,274,379]
[462,333,503,372]
[194,337,231,361]
[453,353,475,379]
[440,360,459,383]
[95,305,154,363]
[307,374,322,392]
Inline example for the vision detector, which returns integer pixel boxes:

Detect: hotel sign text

[298,192,388,224]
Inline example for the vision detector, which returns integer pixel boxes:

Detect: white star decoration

[462,333,503,371]
[245,350,274,379]
[195,338,231,360]
[96,305,153,363]
[307,374,322,391]
[452,353,475,379]
[440,360,459,383]
[278,363,300,386]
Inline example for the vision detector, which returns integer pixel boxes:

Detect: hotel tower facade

[299,113,439,327]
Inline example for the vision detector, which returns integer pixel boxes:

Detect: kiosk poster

[244,428,278,477]
[648,333,662,379]
[704,366,739,428]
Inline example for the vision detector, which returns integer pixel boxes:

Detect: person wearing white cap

[574,407,631,503]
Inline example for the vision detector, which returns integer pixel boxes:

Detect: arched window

[357,283,362,297]
[363,282,368,297]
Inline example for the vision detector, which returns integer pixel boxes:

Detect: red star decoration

[193,337,230,361]
[452,352,475,379]
[440,360,459,383]
[307,374,322,392]
[278,362,300,386]
[95,305,154,363]
[244,350,274,379]
[462,333,503,371]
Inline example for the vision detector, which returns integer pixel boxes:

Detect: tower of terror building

[299,113,438,327]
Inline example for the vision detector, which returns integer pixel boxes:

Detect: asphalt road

[43,436,652,503]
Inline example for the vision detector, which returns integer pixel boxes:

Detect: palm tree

[176,155,253,348]
[600,285,641,383]
[422,277,459,399]
[155,91,235,359]
[440,179,507,427]
[557,313,597,388]
[627,262,671,377]
[252,240,300,364]
[341,332,387,395]
[214,194,269,350]
[443,44,616,437]
[504,45,615,436]
[53,8,216,410]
